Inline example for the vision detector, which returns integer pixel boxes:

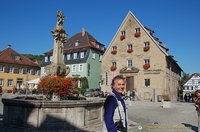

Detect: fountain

[2,11,105,131]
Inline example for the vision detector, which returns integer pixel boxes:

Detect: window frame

[73,53,78,59]
[0,79,4,86]
[0,65,5,72]
[18,67,23,74]
[145,79,150,87]
[144,42,150,47]
[128,60,132,67]
[79,64,83,72]
[7,79,13,87]
[112,62,116,67]
[9,65,14,73]
[80,52,84,58]
[72,64,76,72]
[128,44,133,49]
[136,28,140,32]
[144,59,150,64]
[112,46,117,51]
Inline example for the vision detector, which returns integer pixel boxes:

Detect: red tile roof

[0,48,40,67]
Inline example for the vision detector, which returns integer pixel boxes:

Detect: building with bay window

[0,45,40,93]
[101,11,182,101]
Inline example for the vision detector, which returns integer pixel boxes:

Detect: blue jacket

[104,89,127,131]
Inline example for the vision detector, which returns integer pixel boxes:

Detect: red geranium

[120,35,125,40]
[134,32,141,37]
[110,66,117,71]
[111,50,117,54]
[127,48,133,53]
[144,46,150,51]
[38,76,76,96]
[143,63,150,69]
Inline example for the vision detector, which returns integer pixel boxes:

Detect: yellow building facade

[0,45,40,93]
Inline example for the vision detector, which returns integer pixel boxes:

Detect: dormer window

[75,40,80,46]
[96,43,99,48]
[67,54,71,60]
[80,52,85,58]
[45,56,48,62]
[101,46,104,50]
[15,56,21,60]
[73,53,78,59]
[50,56,53,62]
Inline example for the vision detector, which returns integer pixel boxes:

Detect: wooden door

[126,76,134,92]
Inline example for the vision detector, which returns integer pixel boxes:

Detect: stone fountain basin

[2,96,105,130]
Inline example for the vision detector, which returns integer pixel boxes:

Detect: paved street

[0,96,198,132]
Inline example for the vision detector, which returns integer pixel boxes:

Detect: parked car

[84,89,100,97]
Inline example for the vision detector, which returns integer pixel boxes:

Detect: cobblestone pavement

[0,96,198,132]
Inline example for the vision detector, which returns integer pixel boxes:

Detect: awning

[27,78,40,84]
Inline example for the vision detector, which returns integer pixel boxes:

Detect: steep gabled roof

[183,73,200,86]
[64,31,105,52]
[44,31,106,55]
[0,47,39,67]
[101,10,169,61]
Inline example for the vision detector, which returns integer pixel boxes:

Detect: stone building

[0,45,40,93]
[41,28,106,90]
[101,11,182,101]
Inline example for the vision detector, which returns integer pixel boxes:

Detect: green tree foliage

[180,72,190,88]
[23,54,44,62]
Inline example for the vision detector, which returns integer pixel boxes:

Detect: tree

[180,72,190,88]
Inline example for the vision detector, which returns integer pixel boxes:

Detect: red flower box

[38,76,76,96]
[127,48,133,53]
[111,50,117,54]
[110,66,117,71]
[120,35,125,40]
[134,32,141,37]
[143,63,150,69]
[144,46,150,51]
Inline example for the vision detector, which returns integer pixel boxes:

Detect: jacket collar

[112,89,123,101]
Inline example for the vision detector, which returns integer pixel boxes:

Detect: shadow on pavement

[182,123,198,132]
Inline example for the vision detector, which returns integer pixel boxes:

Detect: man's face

[113,79,125,94]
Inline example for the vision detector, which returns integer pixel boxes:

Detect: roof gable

[0,48,39,67]
[101,10,169,61]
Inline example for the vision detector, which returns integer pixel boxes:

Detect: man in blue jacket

[102,75,127,132]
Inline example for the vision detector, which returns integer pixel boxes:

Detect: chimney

[7,44,11,49]
[82,27,85,36]
[164,43,166,48]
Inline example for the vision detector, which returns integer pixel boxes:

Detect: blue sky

[0,0,199,75]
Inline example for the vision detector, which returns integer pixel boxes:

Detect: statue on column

[45,11,70,77]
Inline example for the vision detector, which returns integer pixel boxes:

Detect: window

[34,69,38,75]
[27,68,31,74]
[9,66,14,73]
[121,31,126,35]
[67,54,71,60]
[112,46,117,51]
[101,47,104,50]
[92,52,95,59]
[79,64,83,72]
[136,28,140,32]
[15,56,20,60]
[0,79,3,86]
[144,59,150,64]
[128,60,132,67]
[128,44,132,49]
[75,40,80,46]
[45,56,48,62]
[112,62,116,67]
[18,67,23,74]
[72,65,76,72]
[144,42,150,47]
[0,65,5,72]
[145,79,150,87]
[7,79,13,87]
[80,52,84,58]
[106,72,108,85]
[96,43,99,48]
[74,53,77,59]
[50,56,53,62]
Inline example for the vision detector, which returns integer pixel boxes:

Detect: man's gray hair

[111,75,125,89]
